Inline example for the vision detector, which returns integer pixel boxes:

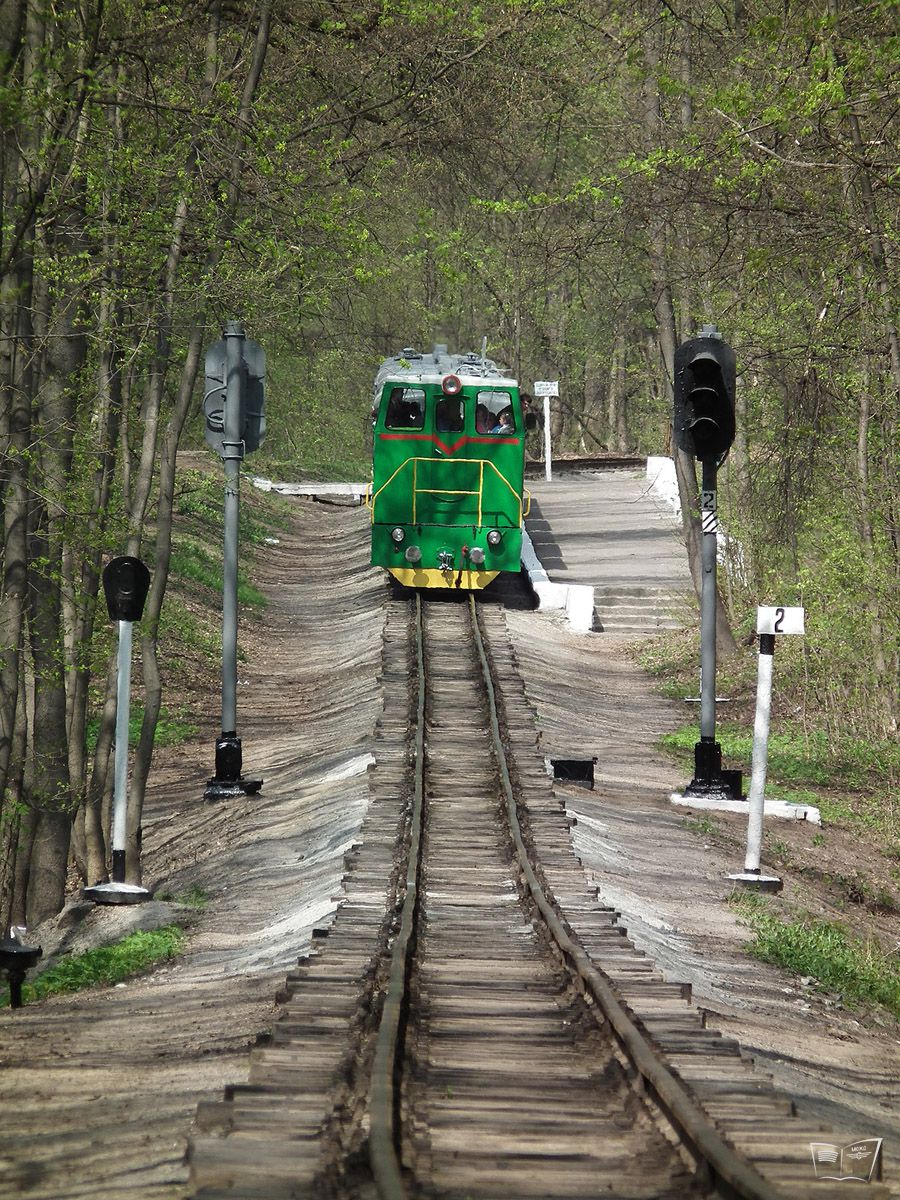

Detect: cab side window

[477,390,516,435]
[385,387,425,429]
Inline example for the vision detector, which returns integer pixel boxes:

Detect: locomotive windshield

[385,387,425,429]
[435,396,464,432]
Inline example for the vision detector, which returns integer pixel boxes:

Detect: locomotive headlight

[404,546,422,564]
[486,529,502,547]
[468,547,486,565]
[391,527,405,543]
[441,374,462,396]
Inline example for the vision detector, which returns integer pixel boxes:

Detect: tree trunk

[127,328,205,881]
[580,352,604,452]
[642,15,736,654]
[23,272,86,923]
[124,1,273,879]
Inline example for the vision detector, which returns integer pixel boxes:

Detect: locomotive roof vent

[397,347,422,360]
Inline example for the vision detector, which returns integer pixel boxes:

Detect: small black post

[84,557,153,906]
[0,932,42,1009]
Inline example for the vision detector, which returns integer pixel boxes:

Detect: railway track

[190,596,883,1199]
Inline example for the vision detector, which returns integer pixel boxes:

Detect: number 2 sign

[757,605,805,636]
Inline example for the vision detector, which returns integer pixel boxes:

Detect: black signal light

[673,329,736,462]
[103,556,151,623]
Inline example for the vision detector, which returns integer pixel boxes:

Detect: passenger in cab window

[490,407,514,434]
[475,404,491,434]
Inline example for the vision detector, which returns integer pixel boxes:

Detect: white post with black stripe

[728,605,804,892]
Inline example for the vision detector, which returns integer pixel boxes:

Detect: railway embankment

[0,503,385,1199]
[1,472,897,1197]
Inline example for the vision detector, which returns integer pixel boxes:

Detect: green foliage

[169,537,267,608]
[0,927,186,1008]
[155,886,208,909]
[660,722,900,792]
[85,706,197,754]
[236,350,374,482]
[729,894,900,1020]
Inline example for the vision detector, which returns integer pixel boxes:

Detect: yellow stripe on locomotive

[367,346,531,590]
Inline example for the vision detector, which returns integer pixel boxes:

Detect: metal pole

[111,619,132,883]
[699,460,718,743]
[744,635,775,872]
[544,396,552,481]
[221,320,245,743]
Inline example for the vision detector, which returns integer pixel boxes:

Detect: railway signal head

[673,329,736,463]
[103,556,151,622]
[203,332,266,458]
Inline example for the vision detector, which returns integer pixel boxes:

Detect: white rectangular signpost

[756,605,805,636]
[728,605,806,891]
[534,381,559,481]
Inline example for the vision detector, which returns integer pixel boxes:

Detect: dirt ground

[506,609,900,1192]
[1,494,897,1197]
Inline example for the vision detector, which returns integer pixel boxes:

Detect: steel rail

[369,594,786,1200]
[466,595,787,1200]
[368,596,424,1200]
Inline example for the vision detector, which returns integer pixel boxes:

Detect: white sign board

[757,606,805,636]
[534,380,559,397]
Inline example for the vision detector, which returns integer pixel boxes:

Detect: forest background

[0,0,896,930]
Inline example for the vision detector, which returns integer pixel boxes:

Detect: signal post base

[726,870,783,894]
[204,732,262,801]
[204,776,263,802]
[83,881,151,906]
[683,739,743,802]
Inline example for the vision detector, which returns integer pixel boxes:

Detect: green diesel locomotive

[366,345,531,589]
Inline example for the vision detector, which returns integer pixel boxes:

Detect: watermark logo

[810,1138,883,1183]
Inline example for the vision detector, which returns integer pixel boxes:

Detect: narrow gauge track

[191,596,874,1199]
[371,596,702,1199]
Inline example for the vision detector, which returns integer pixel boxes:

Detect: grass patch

[158,600,222,665]
[85,705,197,754]
[729,893,900,1020]
[660,722,899,790]
[0,926,186,1008]
[155,885,209,909]
[175,468,294,544]
[682,814,718,837]
[170,539,267,608]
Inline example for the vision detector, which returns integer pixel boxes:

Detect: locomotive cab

[367,348,529,589]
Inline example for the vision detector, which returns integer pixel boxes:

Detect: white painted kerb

[670,792,822,824]
[251,477,368,498]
